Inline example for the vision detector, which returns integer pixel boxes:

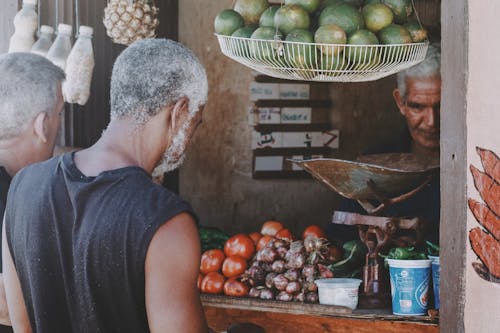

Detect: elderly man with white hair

[0,53,65,332]
[3,39,210,333]
[329,44,442,246]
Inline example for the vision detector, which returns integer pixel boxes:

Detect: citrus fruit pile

[214,0,428,74]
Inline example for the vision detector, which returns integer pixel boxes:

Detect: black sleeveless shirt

[0,167,13,333]
[5,153,196,332]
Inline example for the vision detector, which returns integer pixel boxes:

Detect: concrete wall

[464,0,500,331]
[177,0,410,235]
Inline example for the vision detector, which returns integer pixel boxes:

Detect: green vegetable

[380,246,428,260]
[199,226,229,253]
[426,241,440,256]
[329,241,367,277]
[342,240,368,262]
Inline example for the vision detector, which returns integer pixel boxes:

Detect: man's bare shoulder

[146,212,200,270]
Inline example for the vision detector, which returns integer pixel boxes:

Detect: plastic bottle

[63,26,95,105]
[31,25,55,57]
[46,24,73,70]
[8,0,39,53]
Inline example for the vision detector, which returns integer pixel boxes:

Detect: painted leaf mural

[469,147,500,283]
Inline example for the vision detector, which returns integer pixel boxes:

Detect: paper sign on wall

[251,131,283,149]
[281,108,312,124]
[279,84,310,100]
[282,130,339,148]
[250,82,280,101]
[254,156,284,171]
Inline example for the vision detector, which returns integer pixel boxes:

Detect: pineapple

[103,0,159,46]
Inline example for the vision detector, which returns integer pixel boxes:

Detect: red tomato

[302,225,326,239]
[261,221,284,236]
[197,273,204,290]
[201,272,225,294]
[223,278,249,297]
[275,228,294,241]
[222,255,248,278]
[224,234,255,260]
[248,232,263,245]
[200,249,225,274]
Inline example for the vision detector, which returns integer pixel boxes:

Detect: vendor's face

[394,76,441,153]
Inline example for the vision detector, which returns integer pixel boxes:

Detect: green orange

[234,0,269,25]
[314,24,347,56]
[275,4,311,35]
[318,4,365,35]
[214,9,244,36]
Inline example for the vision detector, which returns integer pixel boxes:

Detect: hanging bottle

[46,24,73,70]
[8,0,39,53]
[63,26,95,106]
[31,25,55,57]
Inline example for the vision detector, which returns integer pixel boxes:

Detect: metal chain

[410,0,425,33]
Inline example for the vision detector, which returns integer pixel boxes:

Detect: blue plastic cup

[428,256,440,309]
[387,259,432,316]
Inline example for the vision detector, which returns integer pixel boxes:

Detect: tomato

[302,225,326,239]
[261,221,284,236]
[200,249,225,274]
[222,255,248,278]
[200,272,225,294]
[248,232,263,245]
[197,273,204,290]
[256,235,274,251]
[275,228,294,241]
[223,278,249,297]
[224,234,255,260]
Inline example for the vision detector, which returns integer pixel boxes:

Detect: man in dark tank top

[0,53,65,333]
[3,39,210,333]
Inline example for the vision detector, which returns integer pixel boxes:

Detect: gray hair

[397,44,441,98]
[0,53,65,141]
[110,39,208,124]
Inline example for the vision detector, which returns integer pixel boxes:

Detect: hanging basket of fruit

[214,0,429,82]
[103,0,159,46]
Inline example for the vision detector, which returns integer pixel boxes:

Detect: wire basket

[216,34,429,82]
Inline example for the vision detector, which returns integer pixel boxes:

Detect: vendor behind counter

[328,44,442,246]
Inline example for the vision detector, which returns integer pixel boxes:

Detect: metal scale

[293,153,439,308]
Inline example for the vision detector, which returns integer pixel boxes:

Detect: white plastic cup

[315,278,362,310]
[387,259,431,316]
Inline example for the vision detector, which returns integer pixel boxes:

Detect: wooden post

[440,0,469,332]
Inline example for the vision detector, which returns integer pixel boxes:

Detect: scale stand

[290,154,439,309]
[332,182,428,309]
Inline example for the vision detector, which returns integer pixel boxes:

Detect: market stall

[193,0,444,331]
[3,0,490,331]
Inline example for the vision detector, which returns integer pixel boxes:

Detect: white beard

[151,115,192,178]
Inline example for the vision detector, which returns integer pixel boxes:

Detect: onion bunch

[244,235,336,302]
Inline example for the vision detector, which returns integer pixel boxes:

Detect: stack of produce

[214,0,428,71]
[242,222,342,303]
[199,233,255,296]
[198,221,349,303]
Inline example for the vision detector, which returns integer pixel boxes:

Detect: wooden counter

[202,295,439,333]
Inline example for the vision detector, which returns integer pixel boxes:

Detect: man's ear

[33,112,49,144]
[393,89,406,116]
[171,97,189,130]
